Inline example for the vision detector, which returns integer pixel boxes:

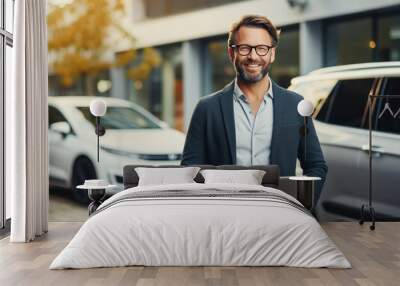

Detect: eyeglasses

[230,44,274,56]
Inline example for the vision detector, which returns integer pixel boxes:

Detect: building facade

[49,0,400,132]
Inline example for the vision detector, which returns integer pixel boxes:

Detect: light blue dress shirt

[233,77,274,166]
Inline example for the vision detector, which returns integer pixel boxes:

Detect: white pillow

[200,169,266,185]
[135,167,201,186]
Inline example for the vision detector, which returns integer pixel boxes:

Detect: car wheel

[71,157,96,204]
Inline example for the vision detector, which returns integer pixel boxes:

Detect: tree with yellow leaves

[47,0,161,95]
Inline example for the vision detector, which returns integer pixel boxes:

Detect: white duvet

[50,183,351,269]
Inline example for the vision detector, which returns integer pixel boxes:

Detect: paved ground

[49,187,88,222]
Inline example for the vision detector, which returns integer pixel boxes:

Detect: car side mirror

[50,121,71,138]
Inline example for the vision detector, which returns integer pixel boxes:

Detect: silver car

[289,62,400,221]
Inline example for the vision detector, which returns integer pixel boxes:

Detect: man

[181,15,327,201]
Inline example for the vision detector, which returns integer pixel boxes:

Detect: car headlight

[100,146,182,161]
[100,146,139,158]
[138,154,182,161]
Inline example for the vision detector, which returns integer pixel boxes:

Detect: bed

[50,165,351,269]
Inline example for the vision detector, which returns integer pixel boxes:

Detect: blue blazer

[181,80,328,197]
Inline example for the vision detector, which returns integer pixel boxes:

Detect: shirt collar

[233,76,274,103]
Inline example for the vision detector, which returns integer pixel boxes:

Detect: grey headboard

[123,165,280,190]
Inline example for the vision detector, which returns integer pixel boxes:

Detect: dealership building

[50,0,400,131]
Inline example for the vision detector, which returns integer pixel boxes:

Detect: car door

[312,78,376,220]
[48,105,73,186]
[355,77,400,219]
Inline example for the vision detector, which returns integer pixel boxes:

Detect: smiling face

[228,26,276,84]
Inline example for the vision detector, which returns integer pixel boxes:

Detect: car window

[375,77,400,135]
[289,79,337,122]
[77,106,161,129]
[325,78,374,128]
[48,106,67,127]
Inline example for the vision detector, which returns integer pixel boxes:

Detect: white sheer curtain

[8,0,49,242]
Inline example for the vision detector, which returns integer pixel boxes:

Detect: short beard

[235,61,270,84]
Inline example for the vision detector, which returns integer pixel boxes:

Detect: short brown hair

[228,15,280,47]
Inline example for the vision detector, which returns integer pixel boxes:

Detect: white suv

[48,96,186,203]
[289,62,400,221]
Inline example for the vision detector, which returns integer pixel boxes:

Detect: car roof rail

[309,62,400,75]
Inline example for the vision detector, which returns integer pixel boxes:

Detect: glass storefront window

[48,71,111,97]
[325,17,373,66]
[5,44,12,221]
[378,14,400,61]
[269,26,300,88]
[1,0,14,229]
[206,38,235,92]
[128,45,184,131]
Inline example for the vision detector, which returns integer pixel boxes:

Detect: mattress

[50,183,351,269]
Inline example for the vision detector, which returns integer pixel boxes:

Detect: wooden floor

[0,222,399,286]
